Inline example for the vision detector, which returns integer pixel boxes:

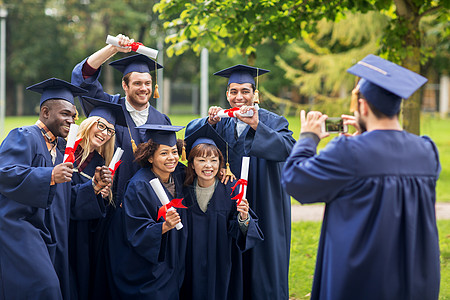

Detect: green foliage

[276,11,387,99]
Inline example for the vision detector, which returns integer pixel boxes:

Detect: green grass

[289,220,450,299]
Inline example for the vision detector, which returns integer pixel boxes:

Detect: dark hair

[134,138,184,168]
[357,91,398,119]
[184,143,224,186]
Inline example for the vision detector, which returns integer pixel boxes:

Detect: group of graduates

[0,32,441,300]
[0,34,293,300]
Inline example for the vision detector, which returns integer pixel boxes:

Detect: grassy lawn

[289,220,450,299]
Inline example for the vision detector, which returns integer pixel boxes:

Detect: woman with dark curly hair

[181,123,263,300]
[107,124,188,300]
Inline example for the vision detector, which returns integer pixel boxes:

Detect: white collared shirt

[125,100,149,127]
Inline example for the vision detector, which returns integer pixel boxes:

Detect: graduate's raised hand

[236,106,258,130]
[300,110,329,139]
[341,114,362,137]
[53,162,74,183]
[162,210,181,234]
[114,34,134,53]
[237,198,249,221]
[207,106,223,125]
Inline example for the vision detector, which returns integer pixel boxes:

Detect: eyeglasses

[96,119,115,136]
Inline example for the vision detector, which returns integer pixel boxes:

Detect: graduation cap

[184,123,234,177]
[27,78,88,106]
[136,124,184,147]
[347,54,428,116]
[109,54,163,98]
[214,64,270,104]
[79,96,127,127]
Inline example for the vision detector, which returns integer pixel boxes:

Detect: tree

[154,0,449,134]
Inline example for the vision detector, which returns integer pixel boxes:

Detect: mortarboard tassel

[74,108,79,121]
[181,145,186,161]
[153,59,160,99]
[154,84,160,99]
[225,144,235,177]
[253,67,260,104]
[126,125,138,153]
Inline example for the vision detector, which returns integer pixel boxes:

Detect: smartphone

[321,117,348,134]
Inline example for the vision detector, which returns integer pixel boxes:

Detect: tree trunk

[394,0,422,135]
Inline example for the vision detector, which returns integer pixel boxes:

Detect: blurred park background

[0,0,448,299]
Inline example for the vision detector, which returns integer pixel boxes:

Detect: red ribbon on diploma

[64,138,82,163]
[223,107,240,117]
[108,160,122,177]
[130,42,143,52]
[230,179,248,206]
[157,198,187,221]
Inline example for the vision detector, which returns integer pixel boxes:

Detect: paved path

[291,203,450,222]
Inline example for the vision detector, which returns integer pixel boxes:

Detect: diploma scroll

[106,35,158,59]
[108,147,124,176]
[216,108,254,118]
[239,157,250,199]
[231,156,250,206]
[63,124,80,163]
[149,178,183,230]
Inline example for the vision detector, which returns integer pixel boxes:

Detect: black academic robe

[69,151,107,300]
[107,164,187,300]
[282,130,441,300]
[72,59,172,298]
[0,125,103,300]
[186,109,295,300]
[180,181,264,300]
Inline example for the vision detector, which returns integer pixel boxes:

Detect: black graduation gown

[107,164,187,300]
[180,181,264,300]
[72,59,172,298]
[281,130,441,300]
[186,109,295,299]
[0,125,103,300]
[69,151,107,300]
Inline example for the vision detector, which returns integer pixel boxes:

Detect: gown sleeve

[70,179,106,220]
[71,57,121,103]
[229,208,264,252]
[0,128,55,208]
[282,134,355,204]
[122,180,166,264]
[244,113,296,161]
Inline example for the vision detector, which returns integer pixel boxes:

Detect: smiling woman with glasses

[96,119,116,137]
[69,96,128,300]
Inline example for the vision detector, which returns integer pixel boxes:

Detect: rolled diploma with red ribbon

[106,35,158,59]
[239,156,250,200]
[216,107,254,118]
[149,178,183,230]
[63,124,79,163]
[108,147,124,174]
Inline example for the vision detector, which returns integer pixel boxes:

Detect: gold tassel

[154,59,160,99]
[225,162,234,177]
[181,145,186,161]
[154,83,160,99]
[225,144,234,177]
[253,89,260,104]
[74,108,79,121]
[131,139,137,153]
